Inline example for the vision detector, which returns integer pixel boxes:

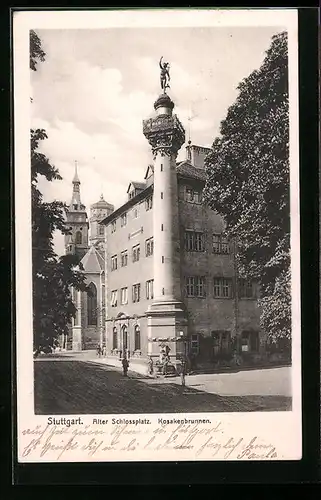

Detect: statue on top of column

[159,56,170,93]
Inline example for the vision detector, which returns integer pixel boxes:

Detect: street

[34,358,291,414]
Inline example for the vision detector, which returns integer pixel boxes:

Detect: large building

[97,91,264,374]
[64,165,114,350]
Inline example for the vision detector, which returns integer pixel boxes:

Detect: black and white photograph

[14,8,301,462]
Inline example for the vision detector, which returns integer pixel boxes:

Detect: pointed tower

[65,161,89,260]
[89,194,114,251]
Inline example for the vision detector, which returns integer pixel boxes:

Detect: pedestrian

[122,357,129,377]
[148,356,154,376]
[162,354,169,376]
[180,359,186,386]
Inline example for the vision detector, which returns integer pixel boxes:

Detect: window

[133,207,139,219]
[73,204,78,210]
[213,278,232,298]
[122,325,128,350]
[185,187,202,204]
[184,231,205,252]
[146,279,154,300]
[98,224,104,236]
[213,234,230,254]
[87,283,97,326]
[120,287,128,305]
[132,283,141,303]
[74,290,80,326]
[190,334,199,355]
[241,331,259,353]
[145,237,154,257]
[111,290,118,307]
[121,250,128,267]
[212,331,231,355]
[75,231,82,244]
[193,191,201,204]
[121,213,127,227]
[111,220,117,233]
[185,277,206,297]
[134,325,141,351]
[111,255,118,271]
[132,244,140,263]
[145,196,153,211]
[239,279,255,299]
[112,327,118,349]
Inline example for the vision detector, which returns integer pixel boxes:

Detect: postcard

[14,8,301,463]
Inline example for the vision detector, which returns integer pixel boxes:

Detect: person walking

[180,358,187,387]
[122,357,129,377]
[148,356,154,376]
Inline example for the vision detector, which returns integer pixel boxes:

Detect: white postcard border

[14,8,301,463]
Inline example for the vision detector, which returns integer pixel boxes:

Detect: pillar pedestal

[146,300,188,361]
[72,326,82,351]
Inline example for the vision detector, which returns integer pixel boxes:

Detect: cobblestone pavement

[34,359,291,414]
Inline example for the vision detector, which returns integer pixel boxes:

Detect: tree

[203,32,291,344]
[30,30,46,71]
[31,32,88,353]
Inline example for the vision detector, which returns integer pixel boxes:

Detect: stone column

[72,289,82,351]
[143,93,188,363]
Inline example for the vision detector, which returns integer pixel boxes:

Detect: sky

[31,26,283,255]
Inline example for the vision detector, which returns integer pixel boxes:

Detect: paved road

[143,367,291,397]
[34,359,291,414]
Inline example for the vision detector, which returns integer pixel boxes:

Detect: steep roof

[144,164,154,179]
[101,161,207,227]
[176,161,207,182]
[127,181,147,193]
[80,245,105,273]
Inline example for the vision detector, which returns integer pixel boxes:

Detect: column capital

[143,114,185,157]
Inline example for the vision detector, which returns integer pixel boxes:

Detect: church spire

[69,160,84,211]
[73,159,80,183]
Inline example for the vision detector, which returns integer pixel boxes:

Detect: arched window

[112,327,118,349]
[87,282,97,326]
[75,231,82,244]
[122,325,128,351]
[134,325,141,351]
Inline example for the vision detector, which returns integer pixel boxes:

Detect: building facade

[100,91,264,373]
[64,164,114,350]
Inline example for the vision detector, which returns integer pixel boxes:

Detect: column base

[72,326,82,351]
[146,299,188,360]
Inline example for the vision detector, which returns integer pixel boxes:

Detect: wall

[105,194,153,357]
[178,177,262,361]
[80,272,105,348]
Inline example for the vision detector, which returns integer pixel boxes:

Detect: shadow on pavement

[34,360,292,415]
